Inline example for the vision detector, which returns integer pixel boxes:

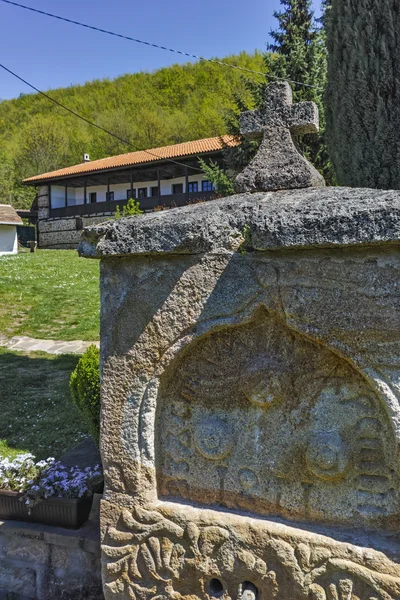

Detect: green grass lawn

[0,250,99,341]
[0,348,88,460]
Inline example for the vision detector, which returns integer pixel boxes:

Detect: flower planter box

[0,490,93,529]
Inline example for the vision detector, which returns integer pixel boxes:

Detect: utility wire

[0,0,317,89]
[0,61,209,172]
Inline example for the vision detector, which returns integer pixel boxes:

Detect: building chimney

[83,153,91,163]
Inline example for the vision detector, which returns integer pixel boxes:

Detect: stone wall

[39,216,109,250]
[0,495,102,599]
[37,186,112,249]
[37,186,49,221]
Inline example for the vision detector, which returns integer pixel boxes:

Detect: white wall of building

[84,185,108,204]
[0,225,18,255]
[50,175,210,208]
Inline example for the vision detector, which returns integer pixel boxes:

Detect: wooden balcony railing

[49,192,216,219]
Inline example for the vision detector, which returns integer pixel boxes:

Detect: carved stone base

[80,188,400,600]
[102,499,400,600]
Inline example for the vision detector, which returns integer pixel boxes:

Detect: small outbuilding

[0,204,22,255]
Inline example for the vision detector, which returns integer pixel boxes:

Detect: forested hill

[0,52,264,208]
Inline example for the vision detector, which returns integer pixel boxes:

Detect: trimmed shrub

[70,345,100,442]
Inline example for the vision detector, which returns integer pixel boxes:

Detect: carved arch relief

[155,312,399,527]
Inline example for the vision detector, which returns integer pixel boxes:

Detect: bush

[70,345,100,442]
[115,198,143,219]
[197,158,235,197]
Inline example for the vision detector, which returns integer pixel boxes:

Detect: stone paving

[0,334,99,355]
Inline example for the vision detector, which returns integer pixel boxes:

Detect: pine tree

[266,0,316,100]
[318,0,332,28]
[265,0,323,106]
[325,0,400,189]
[223,0,333,185]
[265,0,333,182]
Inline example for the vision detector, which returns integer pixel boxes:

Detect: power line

[0,0,317,89]
[0,61,207,173]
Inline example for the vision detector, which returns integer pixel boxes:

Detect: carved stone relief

[83,184,400,600]
[102,502,400,600]
[156,313,399,527]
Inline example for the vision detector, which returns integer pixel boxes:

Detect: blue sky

[0,0,322,100]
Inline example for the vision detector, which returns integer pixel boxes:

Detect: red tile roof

[0,204,23,225]
[24,135,240,184]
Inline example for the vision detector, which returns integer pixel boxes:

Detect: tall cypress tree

[326,0,400,189]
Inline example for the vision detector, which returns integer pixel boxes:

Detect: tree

[90,109,135,159]
[10,183,36,211]
[221,0,332,186]
[325,0,400,189]
[264,0,332,182]
[0,148,35,209]
[266,0,317,97]
[14,115,71,178]
[319,0,332,27]
[0,149,14,204]
[198,159,235,197]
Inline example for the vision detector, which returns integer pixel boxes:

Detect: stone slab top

[78,187,400,258]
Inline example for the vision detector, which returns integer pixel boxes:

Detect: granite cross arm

[235,81,325,193]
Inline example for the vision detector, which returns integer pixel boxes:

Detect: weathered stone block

[7,536,49,564]
[0,563,36,598]
[80,188,400,600]
[51,545,94,573]
[0,517,101,599]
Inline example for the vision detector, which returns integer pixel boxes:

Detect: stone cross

[235,81,325,193]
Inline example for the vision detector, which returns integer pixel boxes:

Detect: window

[89,192,97,204]
[127,189,136,199]
[151,186,159,197]
[188,181,198,193]
[202,180,213,192]
[172,183,183,194]
[138,188,147,199]
[106,191,115,202]
[50,185,66,209]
